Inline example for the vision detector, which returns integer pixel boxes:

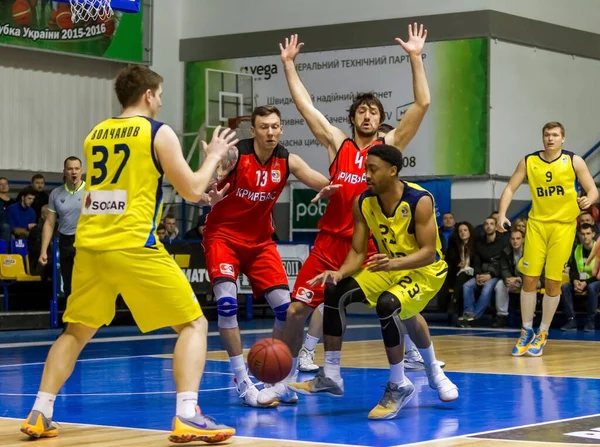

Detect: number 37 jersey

[76,116,165,251]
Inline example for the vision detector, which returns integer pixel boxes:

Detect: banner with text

[186,38,487,176]
[0,0,143,62]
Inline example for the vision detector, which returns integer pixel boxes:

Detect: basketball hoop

[69,0,113,22]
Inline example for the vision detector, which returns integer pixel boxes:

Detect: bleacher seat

[0,240,7,254]
[0,254,40,281]
[10,239,28,263]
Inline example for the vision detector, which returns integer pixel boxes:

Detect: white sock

[303,333,319,351]
[32,391,56,419]
[404,334,417,351]
[176,392,198,418]
[520,290,537,329]
[541,294,560,331]
[539,323,550,333]
[389,362,406,385]
[323,351,341,382]
[418,343,438,368]
[230,354,249,383]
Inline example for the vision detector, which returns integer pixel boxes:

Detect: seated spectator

[513,217,527,237]
[0,177,15,209]
[7,187,37,239]
[560,223,598,332]
[0,177,15,246]
[30,174,49,222]
[494,229,525,328]
[184,215,206,241]
[28,205,51,278]
[443,221,476,316]
[576,210,598,241]
[163,214,179,242]
[157,223,167,242]
[439,212,455,254]
[475,211,499,241]
[459,216,505,326]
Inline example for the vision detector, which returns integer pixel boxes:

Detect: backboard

[205,69,254,129]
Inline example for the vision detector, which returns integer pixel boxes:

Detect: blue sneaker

[526,329,548,357]
[512,327,536,356]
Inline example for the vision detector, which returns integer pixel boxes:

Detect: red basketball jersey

[318,137,384,238]
[204,138,289,244]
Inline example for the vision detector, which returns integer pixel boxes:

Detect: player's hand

[202,126,239,160]
[308,270,343,287]
[577,196,591,210]
[207,182,230,206]
[395,23,427,56]
[311,183,342,203]
[279,34,304,63]
[38,252,48,266]
[367,254,394,272]
[496,215,511,233]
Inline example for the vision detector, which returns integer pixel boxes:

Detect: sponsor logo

[240,64,278,80]
[2,258,16,267]
[236,188,276,202]
[337,171,366,185]
[219,263,235,276]
[523,261,529,267]
[295,287,314,303]
[401,206,409,218]
[82,190,127,215]
[272,170,281,183]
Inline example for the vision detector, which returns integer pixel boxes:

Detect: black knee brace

[323,277,366,337]
[376,292,403,348]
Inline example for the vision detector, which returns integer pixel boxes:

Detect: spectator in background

[0,177,13,247]
[439,212,455,254]
[28,205,51,279]
[459,216,505,327]
[157,224,167,242]
[0,177,15,209]
[163,214,179,242]
[39,157,85,300]
[560,223,598,332]
[7,187,37,239]
[513,217,527,237]
[184,215,206,241]
[30,174,49,221]
[494,229,525,328]
[577,210,598,233]
[444,221,477,316]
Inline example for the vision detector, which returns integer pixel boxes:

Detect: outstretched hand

[280,34,304,63]
[311,184,342,203]
[395,23,427,56]
[201,126,239,161]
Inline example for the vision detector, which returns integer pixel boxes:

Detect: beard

[354,125,378,139]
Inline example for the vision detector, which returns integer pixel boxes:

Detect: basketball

[247,338,293,384]
[12,0,31,27]
[102,17,116,37]
[56,11,73,30]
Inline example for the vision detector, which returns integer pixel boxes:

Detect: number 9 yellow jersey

[75,116,164,251]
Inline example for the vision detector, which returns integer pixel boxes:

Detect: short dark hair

[20,186,37,198]
[157,223,166,232]
[115,65,164,108]
[64,156,82,169]
[378,123,394,134]
[542,121,565,137]
[251,105,281,126]
[367,144,403,173]
[580,223,595,233]
[348,93,385,132]
[31,174,44,183]
[510,229,524,237]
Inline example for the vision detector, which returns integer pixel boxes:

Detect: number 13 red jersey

[318,137,384,238]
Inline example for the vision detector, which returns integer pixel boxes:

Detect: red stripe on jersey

[318,137,384,238]
[204,138,289,244]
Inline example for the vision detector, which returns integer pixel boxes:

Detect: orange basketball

[12,0,31,27]
[247,338,293,384]
[56,10,73,29]
[103,17,116,37]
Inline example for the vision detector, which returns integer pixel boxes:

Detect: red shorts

[203,236,288,297]
[292,232,377,308]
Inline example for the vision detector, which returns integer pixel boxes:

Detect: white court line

[0,416,367,447]
[391,412,600,447]
[0,385,235,397]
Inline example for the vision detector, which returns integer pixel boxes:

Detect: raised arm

[573,155,599,209]
[384,23,431,152]
[280,34,347,162]
[155,125,238,203]
[288,153,330,191]
[497,158,527,232]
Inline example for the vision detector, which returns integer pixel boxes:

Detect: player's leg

[513,219,547,356]
[21,249,115,439]
[116,247,234,442]
[527,221,576,356]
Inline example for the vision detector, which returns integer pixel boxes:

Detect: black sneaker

[560,319,578,332]
[583,319,596,332]
[493,315,508,328]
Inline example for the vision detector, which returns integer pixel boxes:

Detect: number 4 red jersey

[204,138,290,245]
[318,137,384,238]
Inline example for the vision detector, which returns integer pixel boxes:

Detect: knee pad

[323,277,364,337]
[265,288,290,330]
[214,280,238,329]
[376,292,403,348]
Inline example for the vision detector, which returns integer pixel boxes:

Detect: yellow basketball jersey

[358,181,443,260]
[525,150,579,223]
[75,116,164,250]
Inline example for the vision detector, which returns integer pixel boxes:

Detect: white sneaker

[298,346,320,373]
[258,381,298,405]
[425,364,458,402]
[234,377,278,408]
[404,348,425,371]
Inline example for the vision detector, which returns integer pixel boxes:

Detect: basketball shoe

[170,405,235,443]
[258,382,298,405]
[234,378,278,408]
[425,363,459,402]
[404,348,446,371]
[512,327,536,356]
[526,329,548,357]
[20,411,58,438]
[298,346,320,373]
[288,369,344,397]
[368,379,416,420]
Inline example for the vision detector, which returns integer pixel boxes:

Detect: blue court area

[1,317,600,446]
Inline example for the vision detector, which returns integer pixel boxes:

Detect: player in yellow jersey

[288,144,458,420]
[497,121,598,357]
[20,66,237,444]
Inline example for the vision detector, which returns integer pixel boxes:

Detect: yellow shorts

[352,260,448,320]
[63,247,202,333]
[519,218,576,282]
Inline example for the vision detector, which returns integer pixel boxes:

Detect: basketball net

[69,0,113,22]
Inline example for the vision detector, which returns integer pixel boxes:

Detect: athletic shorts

[292,232,377,308]
[63,247,202,333]
[519,218,576,282]
[352,259,448,320]
[203,236,288,296]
